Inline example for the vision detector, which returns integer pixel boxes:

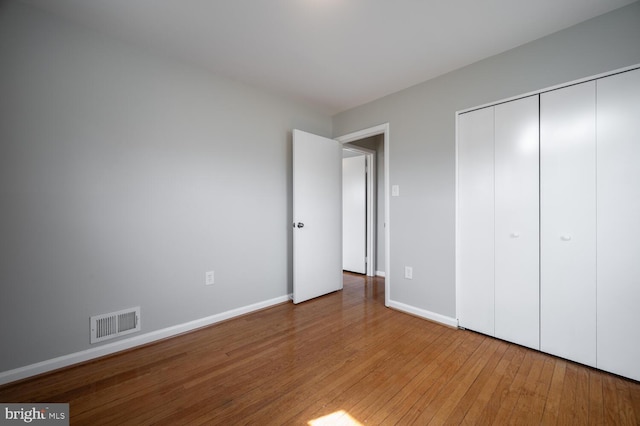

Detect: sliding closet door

[457,107,495,336]
[597,68,640,381]
[494,95,540,350]
[540,82,596,366]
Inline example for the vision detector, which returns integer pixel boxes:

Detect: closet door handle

[510,232,520,238]
[561,235,572,241]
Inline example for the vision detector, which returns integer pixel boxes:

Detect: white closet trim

[456,63,640,115]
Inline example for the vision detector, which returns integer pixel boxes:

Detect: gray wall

[0,2,331,372]
[333,2,640,319]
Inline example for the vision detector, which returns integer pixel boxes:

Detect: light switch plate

[392,185,400,197]
[205,271,215,286]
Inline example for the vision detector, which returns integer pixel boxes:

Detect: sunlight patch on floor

[308,409,363,426]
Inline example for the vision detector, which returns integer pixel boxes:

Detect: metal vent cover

[90,307,140,344]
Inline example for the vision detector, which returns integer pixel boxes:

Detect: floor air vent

[90,307,141,344]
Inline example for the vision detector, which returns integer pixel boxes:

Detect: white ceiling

[22,0,637,115]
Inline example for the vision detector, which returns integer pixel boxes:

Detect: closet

[456,66,640,381]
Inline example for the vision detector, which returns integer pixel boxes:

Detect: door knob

[297,222,304,228]
[510,232,520,238]
[561,235,572,241]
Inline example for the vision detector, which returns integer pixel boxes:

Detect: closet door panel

[540,82,596,366]
[597,68,640,381]
[457,107,495,336]
[494,95,540,350]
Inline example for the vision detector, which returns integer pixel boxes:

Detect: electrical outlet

[205,271,215,286]
[404,266,413,280]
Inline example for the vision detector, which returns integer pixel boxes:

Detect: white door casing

[292,129,343,304]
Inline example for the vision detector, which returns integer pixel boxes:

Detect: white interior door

[343,155,366,274]
[494,95,540,350]
[596,68,640,381]
[457,106,495,336]
[540,82,596,367]
[293,129,343,304]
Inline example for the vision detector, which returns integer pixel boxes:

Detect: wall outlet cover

[404,266,413,279]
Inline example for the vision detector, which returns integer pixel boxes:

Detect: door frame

[336,123,390,307]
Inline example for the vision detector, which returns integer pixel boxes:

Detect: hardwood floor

[1,272,639,425]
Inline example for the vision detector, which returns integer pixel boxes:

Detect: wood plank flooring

[1,272,639,425]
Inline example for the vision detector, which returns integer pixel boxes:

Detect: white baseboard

[376,271,386,277]
[387,300,458,328]
[0,295,290,386]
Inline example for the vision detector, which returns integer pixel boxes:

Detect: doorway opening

[336,123,390,306]
[342,143,375,276]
